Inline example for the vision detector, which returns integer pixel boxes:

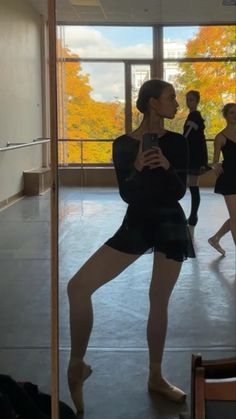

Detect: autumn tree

[57,40,124,164]
[167,26,236,160]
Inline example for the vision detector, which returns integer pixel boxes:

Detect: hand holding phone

[134,133,170,171]
[142,133,160,152]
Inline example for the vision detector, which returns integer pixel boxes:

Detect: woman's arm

[184,111,205,138]
[113,141,166,204]
[113,135,187,205]
[213,133,225,164]
[112,139,141,204]
[164,135,188,201]
[211,133,225,176]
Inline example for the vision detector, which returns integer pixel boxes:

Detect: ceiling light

[69,0,101,6]
[222,0,236,5]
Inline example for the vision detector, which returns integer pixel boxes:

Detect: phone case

[142,133,159,152]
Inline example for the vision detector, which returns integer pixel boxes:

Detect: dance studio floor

[0,187,235,418]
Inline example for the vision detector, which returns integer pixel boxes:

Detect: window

[61,26,152,59]
[57,24,236,165]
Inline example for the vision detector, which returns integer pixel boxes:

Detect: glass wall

[165,61,236,161]
[57,24,236,165]
[131,64,151,131]
[164,26,236,59]
[62,26,153,59]
[163,25,236,161]
[57,59,124,164]
[57,26,153,165]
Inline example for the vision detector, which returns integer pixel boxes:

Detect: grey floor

[0,187,235,418]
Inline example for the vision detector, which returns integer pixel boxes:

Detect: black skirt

[188,164,212,176]
[215,170,236,195]
[105,203,195,262]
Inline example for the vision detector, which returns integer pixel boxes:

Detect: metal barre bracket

[0,139,50,152]
[7,142,27,146]
[33,138,50,142]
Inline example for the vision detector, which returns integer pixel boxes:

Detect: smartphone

[142,133,160,152]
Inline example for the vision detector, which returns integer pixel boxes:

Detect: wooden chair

[191,354,236,419]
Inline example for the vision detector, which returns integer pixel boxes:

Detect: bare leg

[147,252,186,403]
[208,219,230,256]
[147,252,182,363]
[224,195,236,244]
[188,174,199,188]
[68,245,140,358]
[67,244,140,413]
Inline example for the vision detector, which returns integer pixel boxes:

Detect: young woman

[208,103,236,255]
[183,90,208,227]
[67,79,195,414]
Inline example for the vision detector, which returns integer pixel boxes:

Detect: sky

[59,25,200,101]
[94,26,199,45]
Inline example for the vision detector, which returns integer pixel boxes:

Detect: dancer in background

[183,90,208,227]
[208,103,236,255]
[67,79,195,414]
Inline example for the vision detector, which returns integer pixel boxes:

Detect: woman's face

[225,105,236,125]
[152,86,179,119]
[186,94,198,111]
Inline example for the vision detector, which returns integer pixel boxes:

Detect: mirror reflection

[0,1,235,418]
[56,12,236,419]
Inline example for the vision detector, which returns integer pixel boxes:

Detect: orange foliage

[57,27,235,165]
[57,40,124,164]
[172,26,236,141]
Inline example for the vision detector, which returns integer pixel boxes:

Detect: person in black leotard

[183,90,208,227]
[67,79,195,414]
[208,103,236,255]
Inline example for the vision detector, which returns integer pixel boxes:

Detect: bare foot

[208,237,225,256]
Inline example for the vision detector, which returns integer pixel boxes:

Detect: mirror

[54,7,236,419]
[2,2,233,418]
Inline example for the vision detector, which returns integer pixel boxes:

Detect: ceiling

[28,0,236,24]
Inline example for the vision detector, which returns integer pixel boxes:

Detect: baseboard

[0,191,24,211]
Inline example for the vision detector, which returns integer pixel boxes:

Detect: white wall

[0,0,44,203]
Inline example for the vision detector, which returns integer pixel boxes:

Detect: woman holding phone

[67,79,195,414]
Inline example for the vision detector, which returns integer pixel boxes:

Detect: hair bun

[136,79,172,114]
[136,97,146,113]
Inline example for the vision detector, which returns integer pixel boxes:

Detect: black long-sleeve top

[183,110,208,168]
[113,132,188,209]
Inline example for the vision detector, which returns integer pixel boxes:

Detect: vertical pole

[125,62,132,133]
[153,25,163,79]
[48,1,59,418]
[40,16,50,167]
[81,139,84,187]
[153,25,164,129]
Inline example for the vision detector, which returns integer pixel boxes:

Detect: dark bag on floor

[0,374,76,419]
